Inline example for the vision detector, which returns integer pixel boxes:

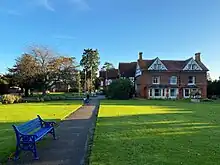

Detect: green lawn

[0,100,81,162]
[90,100,220,165]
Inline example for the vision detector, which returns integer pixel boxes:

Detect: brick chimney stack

[139,52,143,60]
[195,52,201,62]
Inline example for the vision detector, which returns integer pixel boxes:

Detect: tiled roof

[99,69,119,79]
[119,62,137,77]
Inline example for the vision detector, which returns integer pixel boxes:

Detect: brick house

[118,62,137,84]
[99,68,119,87]
[135,52,209,99]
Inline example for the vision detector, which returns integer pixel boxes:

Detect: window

[154,89,161,96]
[188,76,195,84]
[149,89,152,96]
[188,64,192,70]
[170,76,177,85]
[158,64,161,70]
[192,64,197,70]
[154,64,157,69]
[152,76,160,84]
[170,88,176,97]
[162,89,165,96]
[184,89,190,97]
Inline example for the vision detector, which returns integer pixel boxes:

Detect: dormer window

[183,58,202,71]
[148,58,167,71]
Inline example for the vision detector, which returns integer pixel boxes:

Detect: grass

[90,100,220,165]
[0,100,81,162]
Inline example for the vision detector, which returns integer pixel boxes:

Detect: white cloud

[70,0,90,10]
[53,35,76,40]
[40,0,55,11]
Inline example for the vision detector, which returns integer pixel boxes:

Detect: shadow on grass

[90,101,220,165]
[0,118,61,163]
[2,105,98,165]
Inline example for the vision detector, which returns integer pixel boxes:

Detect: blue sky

[0,0,220,79]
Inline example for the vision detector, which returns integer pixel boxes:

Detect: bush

[40,98,44,102]
[14,95,22,103]
[59,96,66,100]
[43,96,51,101]
[50,96,60,100]
[202,98,214,102]
[106,79,134,100]
[1,94,16,104]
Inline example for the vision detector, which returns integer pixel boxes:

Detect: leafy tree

[8,54,39,96]
[94,77,101,90]
[55,56,78,92]
[101,62,114,83]
[102,62,114,70]
[207,79,220,98]
[107,79,134,99]
[80,49,100,92]
[0,75,9,94]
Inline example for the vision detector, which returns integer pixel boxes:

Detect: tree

[101,62,114,86]
[55,56,78,92]
[80,49,100,92]
[0,75,9,94]
[8,54,39,96]
[107,79,134,99]
[8,46,79,95]
[102,62,114,70]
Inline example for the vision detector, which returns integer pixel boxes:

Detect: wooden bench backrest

[16,118,42,134]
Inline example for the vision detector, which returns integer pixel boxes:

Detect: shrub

[1,94,16,104]
[106,79,134,100]
[202,98,214,102]
[50,96,60,100]
[40,98,44,102]
[14,95,22,103]
[59,96,66,100]
[43,96,51,101]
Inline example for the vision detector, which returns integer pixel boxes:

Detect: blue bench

[12,115,56,160]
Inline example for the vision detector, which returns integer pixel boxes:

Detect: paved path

[7,99,99,165]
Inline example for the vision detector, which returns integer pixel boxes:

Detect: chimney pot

[195,52,201,62]
[139,52,143,60]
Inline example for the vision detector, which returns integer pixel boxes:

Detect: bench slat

[17,118,41,134]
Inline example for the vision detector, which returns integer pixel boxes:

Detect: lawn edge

[3,103,82,163]
[81,101,100,165]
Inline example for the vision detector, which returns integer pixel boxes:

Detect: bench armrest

[37,115,56,128]
[44,121,56,127]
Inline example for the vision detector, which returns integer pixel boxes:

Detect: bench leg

[32,143,39,160]
[50,128,56,140]
[14,144,20,160]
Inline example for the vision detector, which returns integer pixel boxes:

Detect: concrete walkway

[7,99,99,165]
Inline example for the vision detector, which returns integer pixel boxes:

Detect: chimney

[139,52,143,60]
[195,52,201,62]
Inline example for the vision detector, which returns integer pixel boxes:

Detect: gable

[135,63,142,77]
[148,58,168,71]
[183,58,202,71]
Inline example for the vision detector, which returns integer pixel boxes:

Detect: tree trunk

[24,88,29,97]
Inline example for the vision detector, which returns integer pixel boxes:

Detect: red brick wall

[136,70,207,98]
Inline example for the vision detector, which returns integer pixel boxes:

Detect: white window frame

[184,88,190,98]
[188,76,195,85]
[154,89,161,97]
[170,76,177,85]
[152,76,160,84]
[170,88,176,97]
